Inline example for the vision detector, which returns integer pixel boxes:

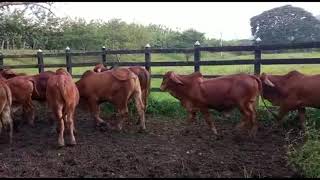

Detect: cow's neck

[168,79,201,102]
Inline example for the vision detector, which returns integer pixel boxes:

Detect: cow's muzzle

[160,84,166,91]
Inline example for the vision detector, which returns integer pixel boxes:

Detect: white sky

[52,2,320,40]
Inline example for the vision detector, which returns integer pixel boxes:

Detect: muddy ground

[0,103,304,178]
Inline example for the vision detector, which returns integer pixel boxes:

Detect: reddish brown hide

[0,80,13,144]
[259,70,320,129]
[160,71,261,137]
[76,67,146,131]
[93,63,151,111]
[46,68,79,147]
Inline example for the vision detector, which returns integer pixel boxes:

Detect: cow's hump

[111,68,135,81]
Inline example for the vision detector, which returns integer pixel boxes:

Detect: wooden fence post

[65,46,72,74]
[102,46,107,67]
[254,40,262,107]
[194,41,201,72]
[0,52,3,69]
[254,46,261,75]
[145,43,151,73]
[37,49,44,73]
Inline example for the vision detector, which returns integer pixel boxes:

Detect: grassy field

[3,49,320,177]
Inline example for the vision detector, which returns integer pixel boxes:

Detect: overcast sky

[52,2,320,40]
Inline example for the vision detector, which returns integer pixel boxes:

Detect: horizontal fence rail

[1,41,320,93]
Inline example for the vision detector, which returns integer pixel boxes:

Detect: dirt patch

[0,103,303,178]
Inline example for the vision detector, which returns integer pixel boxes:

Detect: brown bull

[260,70,320,129]
[160,71,262,137]
[0,80,13,144]
[76,67,146,131]
[93,63,151,110]
[46,68,79,147]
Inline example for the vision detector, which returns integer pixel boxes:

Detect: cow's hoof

[58,143,65,148]
[96,121,107,127]
[68,141,77,146]
[137,128,147,134]
[214,134,223,140]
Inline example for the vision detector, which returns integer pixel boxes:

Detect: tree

[177,29,205,61]
[250,5,320,44]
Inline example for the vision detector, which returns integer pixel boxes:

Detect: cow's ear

[169,73,184,85]
[261,73,275,87]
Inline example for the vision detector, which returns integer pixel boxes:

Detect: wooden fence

[1,41,320,92]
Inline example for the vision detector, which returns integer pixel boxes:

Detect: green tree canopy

[250,5,320,44]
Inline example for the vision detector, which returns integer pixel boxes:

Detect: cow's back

[200,74,260,110]
[76,69,138,103]
[128,67,150,92]
[33,71,55,100]
[47,74,79,110]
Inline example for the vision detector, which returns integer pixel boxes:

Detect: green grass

[287,109,320,178]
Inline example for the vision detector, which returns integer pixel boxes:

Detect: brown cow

[0,80,13,144]
[260,70,320,130]
[160,71,262,137]
[93,63,151,111]
[46,68,79,147]
[76,67,146,131]
[0,68,27,79]
[5,76,39,126]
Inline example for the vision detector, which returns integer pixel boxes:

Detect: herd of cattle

[0,63,318,147]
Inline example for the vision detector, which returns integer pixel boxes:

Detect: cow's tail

[252,75,278,120]
[132,75,146,129]
[29,79,40,99]
[57,78,70,118]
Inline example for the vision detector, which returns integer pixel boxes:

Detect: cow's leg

[142,89,148,112]
[88,98,105,126]
[236,102,251,131]
[200,109,218,135]
[247,101,258,138]
[22,98,35,127]
[186,111,197,125]
[116,105,129,131]
[276,106,290,128]
[298,107,306,130]
[54,108,65,147]
[133,90,146,131]
[2,104,13,144]
[66,110,76,146]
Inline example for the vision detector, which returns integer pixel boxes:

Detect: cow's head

[56,68,71,77]
[93,63,110,73]
[0,68,18,79]
[260,72,275,87]
[160,71,183,91]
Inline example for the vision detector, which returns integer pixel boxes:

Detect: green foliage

[0,7,251,52]
[288,123,320,177]
[250,5,320,44]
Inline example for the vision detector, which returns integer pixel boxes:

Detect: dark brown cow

[0,80,13,144]
[46,68,79,147]
[76,67,146,131]
[93,63,151,110]
[260,70,320,129]
[160,71,262,137]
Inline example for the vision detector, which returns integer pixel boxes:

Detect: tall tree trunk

[1,40,4,50]
[6,39,9,50]
[23,41,26,49]
[12,38,15,49]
